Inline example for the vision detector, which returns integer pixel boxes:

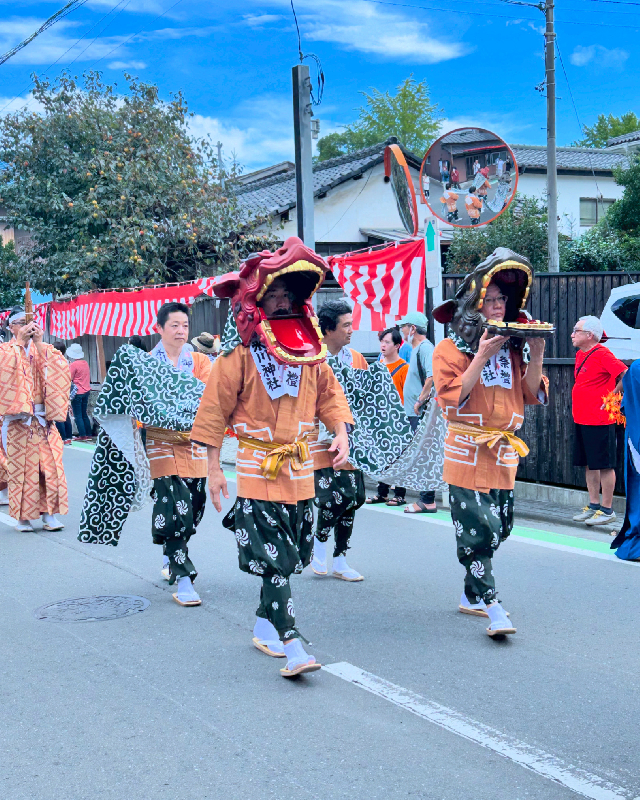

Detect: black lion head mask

[433,247,533,353]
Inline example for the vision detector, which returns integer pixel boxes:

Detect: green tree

[607,154,640,236]
[0,240,24,307]
[573,112,640,148]
[316,76,442,161]
[445,196,561,274]
[0,71,272,296]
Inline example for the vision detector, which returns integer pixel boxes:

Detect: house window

[579,197,616,227]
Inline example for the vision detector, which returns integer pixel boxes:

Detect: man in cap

[0,307,70,531]
[309,299,368,581]
[398,311,437,513]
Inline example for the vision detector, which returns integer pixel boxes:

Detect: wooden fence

[428,271,640,493]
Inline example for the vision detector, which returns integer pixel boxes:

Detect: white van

[599,282,640,361]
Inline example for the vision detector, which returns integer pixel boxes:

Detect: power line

[289,0,324,105]
[0,0,89,67]
[361,0,640,27]
[0,0,132,116]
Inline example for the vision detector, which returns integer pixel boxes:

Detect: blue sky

[0,0,638,171]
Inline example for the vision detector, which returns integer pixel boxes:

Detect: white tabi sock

[176,575,200,603]
[486,602,512,632]
[41,513,63,528]
[283,638,315,670]
[460,592,486,610]
[253,617,279,642]
[163,555,170,568]
[312,538,327,565]
[333,554,349,572]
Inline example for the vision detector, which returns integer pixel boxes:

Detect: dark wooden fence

[428,272,640,493]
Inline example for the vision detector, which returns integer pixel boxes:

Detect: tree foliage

[0,240,24,307]
[573,112,640,148]
[607,154,640,237]
[0,71,272,296]
[316,76,442,161]
[445,196,559,274]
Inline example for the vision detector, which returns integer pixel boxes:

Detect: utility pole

[545,0,559,272]
[292,64,315,249]
[500,0,558,271]
[216,141,224,186]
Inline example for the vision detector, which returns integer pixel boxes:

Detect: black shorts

[573,423,617,470]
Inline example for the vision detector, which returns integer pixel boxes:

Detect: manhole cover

[34,595,150,622]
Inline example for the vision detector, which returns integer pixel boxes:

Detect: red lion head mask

[213,237,328,366]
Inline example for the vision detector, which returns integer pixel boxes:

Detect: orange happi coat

[191,344,353,503]
[432,338,548,493]
[146,351,212,479]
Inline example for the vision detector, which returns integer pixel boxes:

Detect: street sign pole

[424,214,444,344]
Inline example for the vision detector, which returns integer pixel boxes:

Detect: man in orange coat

[440,183,459,223]
[310,299,368,581]
[191,238,353,677]
[0,307,70,532]
[148,302,211,607]
[465,186,483,225]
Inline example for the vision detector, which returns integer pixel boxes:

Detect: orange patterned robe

[0,340,71,520]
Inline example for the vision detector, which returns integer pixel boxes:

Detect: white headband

[8,310,26,324]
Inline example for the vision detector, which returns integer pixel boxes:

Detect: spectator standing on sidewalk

[571,316,627,526]
[53,342,73,444]
[66,343,93,441]
[398,311,437,513]
[366,327,409,507]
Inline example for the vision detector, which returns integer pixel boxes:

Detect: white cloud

[187,96,295,170]
[242,14,282,27]
[570,44,628,69]
[108,60,147,69]
[0,17,128,64]
[246,0,467,64]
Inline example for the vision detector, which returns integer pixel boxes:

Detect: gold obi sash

[447,421,529,458]
[145,426,192,445]
[238,436,311,480]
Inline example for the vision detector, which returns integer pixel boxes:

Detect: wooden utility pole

[501,0,558,271]
[292,64,315,249]
[545,0,559,272]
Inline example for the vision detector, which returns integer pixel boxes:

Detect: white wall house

[237,135,634,252]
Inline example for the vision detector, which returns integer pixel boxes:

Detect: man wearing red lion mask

[191,238,353,678]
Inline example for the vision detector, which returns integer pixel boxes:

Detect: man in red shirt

[571,316,627,526]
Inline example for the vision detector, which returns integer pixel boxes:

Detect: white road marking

[324,662,638,800]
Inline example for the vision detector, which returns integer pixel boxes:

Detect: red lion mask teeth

[213,236,329,366]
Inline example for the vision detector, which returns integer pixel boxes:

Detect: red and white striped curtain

[328,239,426,331]
[49,277,222,339]
[0,303,48,329]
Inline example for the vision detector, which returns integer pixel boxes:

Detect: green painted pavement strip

[83,460,620,559]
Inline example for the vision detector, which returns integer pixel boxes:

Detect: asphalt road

[1,444,639,800]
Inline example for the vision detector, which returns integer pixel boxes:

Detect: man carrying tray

[432,248,549,638]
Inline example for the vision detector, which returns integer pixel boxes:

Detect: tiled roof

[511,145,628,172]
[440,129,499,145]
[236,138,421,216]
[606,130,640,147]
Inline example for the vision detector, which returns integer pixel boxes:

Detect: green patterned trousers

[151,476,207,585]
[313,467,366,557]
[223,498,314,641]
[449,485,514,606]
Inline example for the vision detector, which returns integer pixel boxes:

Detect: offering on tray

[483,314,555,338]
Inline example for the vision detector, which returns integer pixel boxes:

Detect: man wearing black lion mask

[432,248,549,638]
